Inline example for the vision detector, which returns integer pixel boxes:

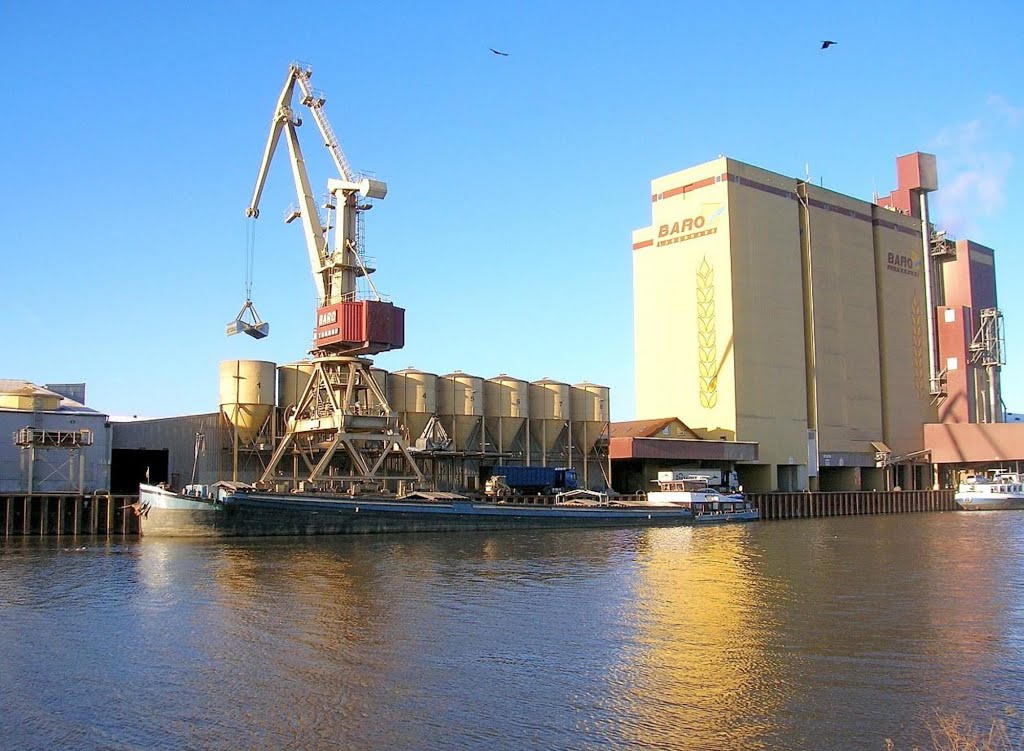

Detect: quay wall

[2,494,138,537]
[750,489,956,519]
[1,490,957,536]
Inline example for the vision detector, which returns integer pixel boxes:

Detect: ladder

[292,64,358,183]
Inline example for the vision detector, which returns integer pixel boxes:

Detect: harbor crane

[241,62,423,491]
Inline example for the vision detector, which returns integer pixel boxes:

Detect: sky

[1,1,1022,421]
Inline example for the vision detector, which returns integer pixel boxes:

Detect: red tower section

[314,300,405,355]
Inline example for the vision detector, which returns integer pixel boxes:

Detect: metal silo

[570,382,610,455]
[529,378,569,465]
[485,375,529,455]
[437,371,483,451]
[219,360,276,444]
[387,368,437,443]
[277,360,314,413]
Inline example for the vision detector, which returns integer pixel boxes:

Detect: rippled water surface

[2,512,1023,750]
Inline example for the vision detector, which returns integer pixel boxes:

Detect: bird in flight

[490,48,509,56]
[820,40,837,49]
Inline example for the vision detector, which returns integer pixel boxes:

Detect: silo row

[384,368,610,461]
[220,359,610,463]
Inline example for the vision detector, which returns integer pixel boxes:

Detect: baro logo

[886,249,921,277]
[656,204,725,247]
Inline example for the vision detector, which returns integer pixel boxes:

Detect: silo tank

[484,375,529,454]
[570,382,610,455]
[437,372,483,450]
[529,378,570,458]
[277,361,314,413]
[220,360,276,444]
[387,368,437,442]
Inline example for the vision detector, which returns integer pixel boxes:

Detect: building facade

[632,156,941,491]
[0,381,112,493]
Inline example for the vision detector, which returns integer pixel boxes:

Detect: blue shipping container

[482,466,579,494]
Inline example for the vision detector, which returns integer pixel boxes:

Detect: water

[2,512,1022,750]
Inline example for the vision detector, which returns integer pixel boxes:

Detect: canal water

[1,512,1022,751]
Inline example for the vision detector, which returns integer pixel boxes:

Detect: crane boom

[293,67,356,184]
[242,62,404,357]
[245,70,298,219]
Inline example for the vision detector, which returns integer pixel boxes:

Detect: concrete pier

[750,490,956,520]
[1,494,138,537]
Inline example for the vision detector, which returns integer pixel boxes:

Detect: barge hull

[137,485,698,538]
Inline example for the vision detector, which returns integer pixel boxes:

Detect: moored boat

[955,470,1024,511]
[135,483,699,538]
[645,475,760,523]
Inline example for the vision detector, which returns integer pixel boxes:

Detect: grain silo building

[631,154,959,492]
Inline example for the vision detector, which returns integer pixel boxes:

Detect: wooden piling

[1,494,137,537]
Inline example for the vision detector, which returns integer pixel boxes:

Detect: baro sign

[886,249,921,277]
[656,204,726,247]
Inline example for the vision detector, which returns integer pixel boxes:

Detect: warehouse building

[0,381,111,493]
[631,152,1008,492]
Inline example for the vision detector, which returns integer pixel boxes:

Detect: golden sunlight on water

[2,513,1023,751]
[609,526,784,749]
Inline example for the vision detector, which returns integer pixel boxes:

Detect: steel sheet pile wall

[751,490,955,519]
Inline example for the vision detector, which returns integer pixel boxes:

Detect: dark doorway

[110,449,169,493]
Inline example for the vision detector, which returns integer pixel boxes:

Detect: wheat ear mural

[697,256,718,408]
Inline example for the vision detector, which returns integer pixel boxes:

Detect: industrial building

[630,152,1011,492]
[109,360,611,495]
[0,381,111,493]
[4,74,1009,506]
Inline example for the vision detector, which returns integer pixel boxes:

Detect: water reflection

[2,513,1023,751]
[603,526,783,750]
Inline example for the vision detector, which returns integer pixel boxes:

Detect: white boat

[955,470,1024,511]
[645,476,760,523]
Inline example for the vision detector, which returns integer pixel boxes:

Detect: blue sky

[1,1,1021,421]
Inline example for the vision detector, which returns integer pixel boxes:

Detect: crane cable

[244,218,257,302]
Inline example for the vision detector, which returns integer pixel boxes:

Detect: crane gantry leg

[258,356,424,492]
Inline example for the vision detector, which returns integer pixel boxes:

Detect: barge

[135,483,702,537]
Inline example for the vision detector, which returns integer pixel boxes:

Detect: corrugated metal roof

[0,379,100,414]
[0,379,63,398]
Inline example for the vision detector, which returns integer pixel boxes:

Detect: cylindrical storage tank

[437,371,484,450]
[484,375,529,454]
[220,360,276,444]
[529,378,570,461]
[277,360,314,413]
[570,382,610,455]
[368,366,389,410]
[387,368,437,442]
